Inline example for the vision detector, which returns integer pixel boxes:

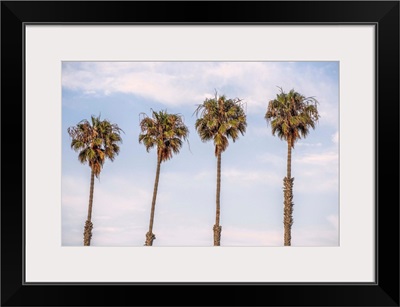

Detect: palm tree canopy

[195,93,247,156]
[139,110,189,162]
[67,115,123,177]
[265,88,319,147]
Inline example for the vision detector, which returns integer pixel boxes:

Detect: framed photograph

[2,1,399,306]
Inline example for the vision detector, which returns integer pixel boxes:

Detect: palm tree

[194,92,247,246]
[139,110,189,246]
[67,115,123,246]
[265,87,319,246]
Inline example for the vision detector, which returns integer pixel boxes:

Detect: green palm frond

[67,115,123,177]
[195,92,247,156]
[265,88,319,147]
[139,110,189,162]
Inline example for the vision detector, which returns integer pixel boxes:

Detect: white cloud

[291,226,339,246]
[221,226,282,246]
[144,219,212,247]
[297,142,322,147]
[62,174,151,246]
[327,214,339,231]
[223,168,282,186]
[291,151,339,193]
[256,152,286,165]
[220,224,339,246]
[295,151,338,165]
[62,168,338,246]
[332,131,339,144]
[62,61,339,246]
[62,62,339,128]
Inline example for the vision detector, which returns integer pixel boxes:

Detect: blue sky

[61,61,339,247]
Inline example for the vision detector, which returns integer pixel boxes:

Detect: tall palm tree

[265,88,319,246]
[195,93,247,246]
[67,115,123,246]
[139,110,189,246]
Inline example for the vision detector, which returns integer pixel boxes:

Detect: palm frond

[265,88,320,147]
[139,109,189,162]
[195,92,247,155]
[67,115,123,174]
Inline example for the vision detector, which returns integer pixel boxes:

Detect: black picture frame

[1,1,399,306]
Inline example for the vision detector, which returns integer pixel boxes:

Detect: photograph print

[62,61,339,247]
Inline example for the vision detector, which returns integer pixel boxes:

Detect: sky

[61,61,339,247]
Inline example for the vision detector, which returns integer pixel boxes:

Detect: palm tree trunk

[213,151,222,246]
[283,140,294,246]
[83,168,95,246]
[145,155,161,246]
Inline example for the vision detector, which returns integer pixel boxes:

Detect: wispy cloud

[295,151,338,165]
[223,168,281,184]
[327,214,339,231]
[222,226,282,246]
[291,225,339,246]
[62,62,338,127]
[332,131,339,144]
[291,151,339,193]
[257,152,286,164]
[62,174,151,245]
[62,61,339,247]
[297,142,323,147]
